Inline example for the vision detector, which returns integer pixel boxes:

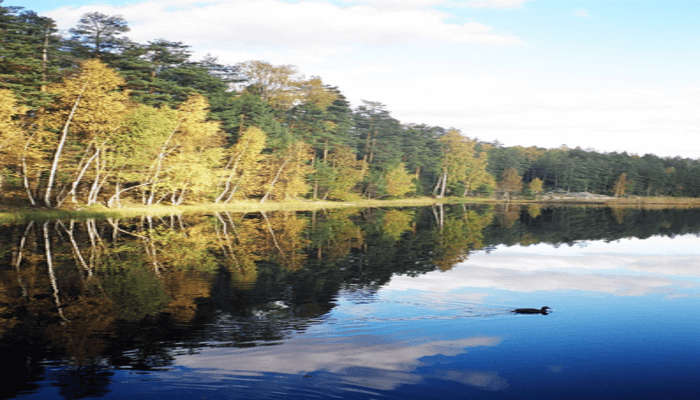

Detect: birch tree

[43,59,128,206]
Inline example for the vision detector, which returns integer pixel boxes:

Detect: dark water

[1,205,700,399]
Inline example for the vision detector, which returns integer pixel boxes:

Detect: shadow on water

[0,205,699,398]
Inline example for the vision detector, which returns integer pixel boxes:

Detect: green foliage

[0,4,61,108]
[69,11,129,59]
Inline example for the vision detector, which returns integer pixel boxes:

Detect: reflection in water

[0,206,699,399]
[177,336,503,392]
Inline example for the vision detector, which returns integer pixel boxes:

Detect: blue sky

[8,0,700,158]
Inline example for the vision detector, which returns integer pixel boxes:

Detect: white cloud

[573,8,590,17]
[45,0,522,48]
[345,0,530,9]
[465,0,530,8]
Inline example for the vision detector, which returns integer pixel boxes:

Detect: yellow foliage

[438,130,494,196]
[265,141,314,200]
[240,60,336,110]
[499,168,523,198]
[48,59,128,142]
[613,173,628,197]
[0,89,27,164]
[226,126,267,200]
[385,162,415,198]
[160,94,225,201]
[529,177,544,195]
[325,145,367,200]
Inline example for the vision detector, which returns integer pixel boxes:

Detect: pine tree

[69,12,129,59]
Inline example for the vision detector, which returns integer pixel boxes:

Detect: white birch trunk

[261,158,288,203]
[44,84,86,207]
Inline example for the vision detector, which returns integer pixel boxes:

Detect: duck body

[512,306,551,315]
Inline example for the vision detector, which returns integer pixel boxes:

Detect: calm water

[1,205,700,399]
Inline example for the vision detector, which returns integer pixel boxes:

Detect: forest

[1,3,699,209]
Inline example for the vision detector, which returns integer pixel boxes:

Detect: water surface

[1,205,699,399]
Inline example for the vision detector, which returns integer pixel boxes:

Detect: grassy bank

[1,196,699,223]
[534,196,700,208]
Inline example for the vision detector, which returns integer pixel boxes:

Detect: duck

[512,306,551,315]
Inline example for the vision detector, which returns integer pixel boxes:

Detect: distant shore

[1,195,699,222]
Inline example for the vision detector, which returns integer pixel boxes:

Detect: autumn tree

[613,172,628,197]
[261,140,314,202]
[216,126,267,202]
[150,94,224,204]
[43,59,128,207]
[106,104,178,207]
[463,151,494,196]
[435,130,493,198]
[528,177,544,196]
[316,145,367,200]
[498,167,523,201]
[239,60,336,111]
[384,163,415,198]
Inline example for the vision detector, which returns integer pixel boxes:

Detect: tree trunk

[215,136,250,203]
[41,29,49,93]
[21,149,36,206]
[86,151,101,205]
[462,179,471,197]
[432,175,442,196]
[312,155,318,200]
[261,158,288,203]
[175,188,186,205]
[68,147,99,204]
[362,129,373,163]
[147,123,180,205]
[107,182,149,208]
[45,85,86,207]
[438,170,448,198]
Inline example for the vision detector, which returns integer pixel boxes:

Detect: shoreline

[1,196,699,222]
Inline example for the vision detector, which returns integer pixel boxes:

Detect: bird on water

[512,306,551,315]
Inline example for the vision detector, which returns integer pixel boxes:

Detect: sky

[8,0,700,158]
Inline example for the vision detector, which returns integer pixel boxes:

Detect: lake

[1,205,699,399]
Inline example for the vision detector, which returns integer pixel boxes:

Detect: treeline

[1,4,698,208]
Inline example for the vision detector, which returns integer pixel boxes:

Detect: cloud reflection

[386,235,700,297]
[177,335,503,391]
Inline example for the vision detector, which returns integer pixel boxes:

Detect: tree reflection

[0,206,699,398]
